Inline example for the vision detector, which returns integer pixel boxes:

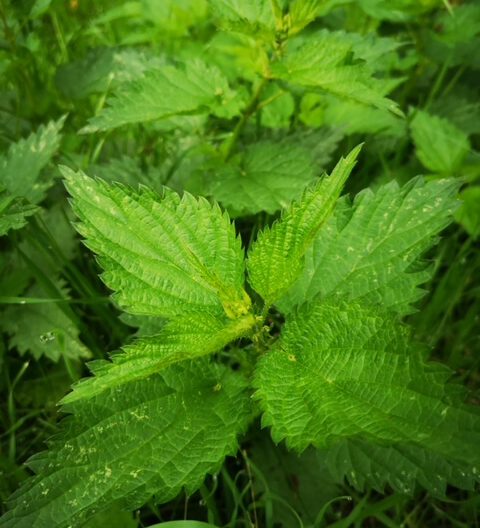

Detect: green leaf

[90,156,164,194]
[357,0,440,22]
[1,361,251,528]
[251,435,339,526]
[209,140,317,215]
[455,186,480,238]
[55,48,160,100]
[271,30,402,115]
[246,145,361,307]
[323,437,477,498]
[254,301,480,476]
[29,0,52,18]
[63,168,251,319]
[2,281,91,363]
[410,109,471,174]
[322,96,405,136]
[76,502,137,528]
[0,117,65,203]
[279,177,460,316]
[62,311,257,404]
[142,0,208,35]
[83,60,241,132]
[0,192,39,236]
[259,83,295,129]
[287,0,337,34]
[208,0,277,37]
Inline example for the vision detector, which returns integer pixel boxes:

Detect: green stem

[50,11,69,63]
[220,78,269,161]
[441,64,466,99]
[7,361,30,462]
[200,482,221,525]
[424,53,451,110]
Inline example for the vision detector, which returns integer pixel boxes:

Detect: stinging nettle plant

[2,145,480,528]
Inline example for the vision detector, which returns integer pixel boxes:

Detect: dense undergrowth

[0,1,479,527]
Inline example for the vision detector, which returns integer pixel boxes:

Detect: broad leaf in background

[0,117,65,204]
[208,0,277,38]
[279,177,459,316]
[2,282,91,362]
[83,60,242,132]
[455,186,480,238]
[431,91,480,136]
[17,203,78,275]
[62,311,256,404]
[247,145,361,306]
[410,109,470,174]
[1,361,251,528]
[255,301,480,475]
[251,435,339,527]
[64,168,251,319]
[209,140,317,215]
[90,156,165,194]
[271,30,402,115]
[287,0,349,35]
[425,3,480,69]
[0,192,38,236]
[55,48,162,100]
[356,0,441,22]
[324,437,477,498]
[321,96,405,136]
[259,83,295,128]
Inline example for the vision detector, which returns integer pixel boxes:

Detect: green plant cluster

[0,1,479,527]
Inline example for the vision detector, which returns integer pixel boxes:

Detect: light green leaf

[208,0,277,37]
[62,311,257,404]
[357,0,441,22]
[254,301,480,470]
[259,84,295,129]
[1,361,251,528]
[279,177,460,316]
[271,30,402,115]
[324,437,477,498]
[142,0,208,35]
[83,60,241,132]
[209,140,317,215]
[288,0,342,34]
[64,168,251,319]
[410,109,471,174]
[322,96,405,136]
[246,145,361,307]
[0,117,65,203]
[2,281,91,362]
